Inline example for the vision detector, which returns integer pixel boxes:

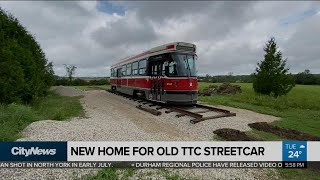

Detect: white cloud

[0,1,319,77]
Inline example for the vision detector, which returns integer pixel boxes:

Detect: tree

[226,72,234,83]
[253,37,294,97]
[63,64,77,82]
[0,7,54,104]
[203,74,211,82]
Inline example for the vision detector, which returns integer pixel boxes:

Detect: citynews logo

[11,147,56,157]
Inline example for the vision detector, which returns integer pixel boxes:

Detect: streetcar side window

[110,68,113,77]
[139,59,146,75]
[117,68,121,77]
[122,65,126,76]
[132,62,138,75]
[126,63,132,76]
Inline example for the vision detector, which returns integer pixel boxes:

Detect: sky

[0,1,319,77]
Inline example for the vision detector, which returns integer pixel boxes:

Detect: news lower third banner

[0,141,319,168]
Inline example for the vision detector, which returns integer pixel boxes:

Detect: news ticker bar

[0,141,319,162]
[0,162,314,169]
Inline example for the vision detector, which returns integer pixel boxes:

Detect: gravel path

[0,87,280,180]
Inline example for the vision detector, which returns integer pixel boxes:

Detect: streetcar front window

[165,53,197,77]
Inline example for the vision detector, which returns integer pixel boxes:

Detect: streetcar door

[150,61,163,101]
[116,68,121,89]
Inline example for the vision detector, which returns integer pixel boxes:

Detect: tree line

[54,64,110,86]
[199,71,320,85]
[198,74,253,83]
[0,8,54,104]
[55,77,110,86]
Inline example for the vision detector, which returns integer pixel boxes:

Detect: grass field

[198,82,320,137]
[0,92,84,141]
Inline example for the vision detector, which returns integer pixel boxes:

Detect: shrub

[0,8,54,104]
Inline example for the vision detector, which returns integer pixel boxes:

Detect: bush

[0,8,54,104]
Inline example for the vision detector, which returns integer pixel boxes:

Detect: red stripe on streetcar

[111,78,197,91]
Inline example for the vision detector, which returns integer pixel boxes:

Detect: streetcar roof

[111,42,196,68]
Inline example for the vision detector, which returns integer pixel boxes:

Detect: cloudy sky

[0,1,319,77]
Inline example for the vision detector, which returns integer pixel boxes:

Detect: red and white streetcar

[110,42,198,105]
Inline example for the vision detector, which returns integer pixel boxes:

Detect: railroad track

[106,90,236,124]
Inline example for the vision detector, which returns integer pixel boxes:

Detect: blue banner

[0,142,67,161]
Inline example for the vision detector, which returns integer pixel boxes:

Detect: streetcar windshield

[166,53,197,77]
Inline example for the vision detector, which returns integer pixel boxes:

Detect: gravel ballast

[0,87,280,179]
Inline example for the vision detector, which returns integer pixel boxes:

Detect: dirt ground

[0,87,281,180]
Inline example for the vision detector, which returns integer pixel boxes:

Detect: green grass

[246,129,284,141]
[0,103,39,141]
[31,92,84,120]
[71,85,110,91]
[199,82,320,137]
[0,92,84,141]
